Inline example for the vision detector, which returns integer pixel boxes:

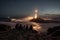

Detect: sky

[0,0,60,17]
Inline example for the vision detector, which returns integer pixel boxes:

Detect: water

[28,21,60,32]
[38,23,60,32]
[0,21,60,32]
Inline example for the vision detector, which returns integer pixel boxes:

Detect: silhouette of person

[15,23,26,31]
[29,25,33,31]
[26,25,28,31]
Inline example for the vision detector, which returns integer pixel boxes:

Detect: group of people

[15,23,37,33]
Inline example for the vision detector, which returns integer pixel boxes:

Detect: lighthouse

[34,9,38,19]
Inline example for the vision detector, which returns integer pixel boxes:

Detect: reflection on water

[30,22,42,31]
[30,22,60,32]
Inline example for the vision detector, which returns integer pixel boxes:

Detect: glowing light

[34,10,38,19]
[8,17,10,18]
[23,16,33,21]
[32,22,41,31]
[11,19,16,22]
[33,26,41,31]
[35,10,38,13]
[34,13,37,19]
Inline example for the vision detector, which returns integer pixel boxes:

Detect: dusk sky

[0,0,60,17]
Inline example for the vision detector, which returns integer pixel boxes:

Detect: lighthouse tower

[34,9,38,19]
